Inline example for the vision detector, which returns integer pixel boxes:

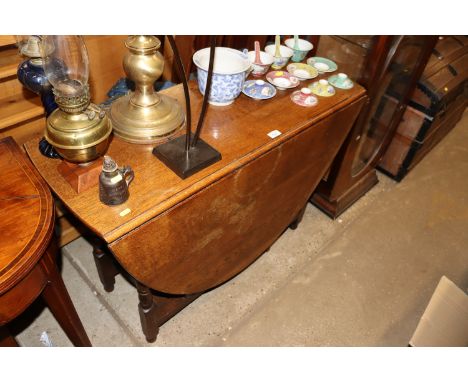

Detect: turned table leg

[0,326,18,347]
[289,204,307,230]
[92,243,119,293]
[136,282,159,343]
[40,246,92,347]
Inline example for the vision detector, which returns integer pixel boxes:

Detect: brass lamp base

[45,91,112,164]
[110,93,185,144]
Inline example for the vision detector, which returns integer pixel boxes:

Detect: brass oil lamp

[109,35,185,144]
[41,35,112,164]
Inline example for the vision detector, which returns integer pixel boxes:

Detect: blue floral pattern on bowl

[197,69,247,106]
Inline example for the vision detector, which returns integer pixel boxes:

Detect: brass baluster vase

[109,35,185,144]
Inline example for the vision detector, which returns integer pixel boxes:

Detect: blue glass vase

[17,58,60,158]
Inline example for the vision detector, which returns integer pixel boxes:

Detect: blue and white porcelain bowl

[193,47,251,106]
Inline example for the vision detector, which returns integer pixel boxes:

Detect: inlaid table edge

[0,137,55,294]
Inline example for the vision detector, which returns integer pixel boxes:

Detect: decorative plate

[308,79,336,97]
[266,71,300,90]
[328,73,354,89]
[306,57,338,73]
[290,88,318,107]
[242,79,277,100]
[286,63,319,80]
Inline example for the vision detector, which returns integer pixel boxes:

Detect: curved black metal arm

[153,35,221,179]
[192,35,216,148]
[166,35,192,152]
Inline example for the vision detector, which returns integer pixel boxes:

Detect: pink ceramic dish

[290,87,318,107]
[266,70,300,90]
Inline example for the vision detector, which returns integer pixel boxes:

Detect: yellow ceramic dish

[308,79,336,97]
[286,63,319,80]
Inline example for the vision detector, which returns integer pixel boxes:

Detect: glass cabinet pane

[315,35,374,81]
[351,36,431,176]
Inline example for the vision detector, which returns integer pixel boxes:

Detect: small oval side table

[0,137,91,347]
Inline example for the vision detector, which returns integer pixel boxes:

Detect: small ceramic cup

[285,38,313,62]
[264,44,294,70]
[247,50,274,77]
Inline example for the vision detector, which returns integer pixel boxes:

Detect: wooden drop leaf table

[25,81,366,343]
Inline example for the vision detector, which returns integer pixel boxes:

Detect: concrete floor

[11,111,468,346]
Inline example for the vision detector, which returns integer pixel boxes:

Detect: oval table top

[24,80,366,244]
[0,137,54,294]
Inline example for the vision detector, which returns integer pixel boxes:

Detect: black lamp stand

[153,36,221,179]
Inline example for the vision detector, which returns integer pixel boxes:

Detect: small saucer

[306,57,338,73]
[290,88,318,107]
[286,63,319,80]
[266,71,300,90]
[328,73,354,89]
[308,79,336,97]
[242,79,277,100]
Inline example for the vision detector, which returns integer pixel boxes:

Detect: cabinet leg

[41,246,92,347]
[289,204,307,230]
[0,326,18,347]
[93,244,119,293]
[136,282,159,343]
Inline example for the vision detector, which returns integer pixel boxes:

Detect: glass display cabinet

[311,35,437,218]
[379,36,468,180]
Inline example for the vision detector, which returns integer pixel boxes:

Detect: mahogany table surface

[0,137,54,294]
[0,137,91,346]
[25,81,366,245]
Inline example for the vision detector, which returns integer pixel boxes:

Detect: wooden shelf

[0,48,20,80]
[0,93,43,131]
[56,213,84,247]
[0,36,16,48]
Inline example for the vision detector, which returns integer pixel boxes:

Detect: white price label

[110,173,123,184]
[267,130,282,139]
[119,208,131,217]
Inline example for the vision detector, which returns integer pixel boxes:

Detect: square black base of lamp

[152,134,222,179]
